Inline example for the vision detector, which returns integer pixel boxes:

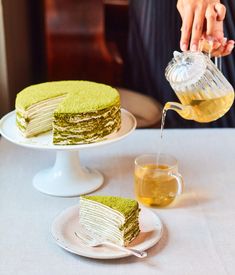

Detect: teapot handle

[164,102,194,120]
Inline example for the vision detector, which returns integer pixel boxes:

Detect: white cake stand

[0,109,136,197]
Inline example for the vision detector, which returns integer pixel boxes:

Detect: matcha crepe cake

[79,195,140,246]
[15,81,121,144]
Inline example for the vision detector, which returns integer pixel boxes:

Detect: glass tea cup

[134,154,183,207]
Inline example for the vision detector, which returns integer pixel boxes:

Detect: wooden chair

[43,0,123,85]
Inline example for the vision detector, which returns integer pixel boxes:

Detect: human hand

[199,3,234,56]
[177,0,234,56]
[199,37,234,57]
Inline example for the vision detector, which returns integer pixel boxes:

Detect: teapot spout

[164,102,194,120]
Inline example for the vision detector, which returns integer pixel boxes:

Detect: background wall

[0,0,44,116]
[0,0,10,116]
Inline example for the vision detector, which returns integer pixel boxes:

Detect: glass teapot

[165,51,234,123]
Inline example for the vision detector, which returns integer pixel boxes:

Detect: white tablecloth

[0,129,235,275]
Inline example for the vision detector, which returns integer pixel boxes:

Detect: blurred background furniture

[44,0,123,85]
[118,88,162,128]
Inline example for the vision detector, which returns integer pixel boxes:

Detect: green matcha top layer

[82,195,139,217]
[15,81,69,110]
[15,81,120,112]
[55,81,120,113]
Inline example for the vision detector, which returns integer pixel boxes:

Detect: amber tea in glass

[134,154,183,207]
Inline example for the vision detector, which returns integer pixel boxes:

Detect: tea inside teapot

[164,51,234,123]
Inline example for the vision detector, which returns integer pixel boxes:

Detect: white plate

[0,109,136,150]
[51,205,163,259]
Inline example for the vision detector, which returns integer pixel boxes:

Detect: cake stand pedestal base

[0,109,136,197]
[33,151,104,197]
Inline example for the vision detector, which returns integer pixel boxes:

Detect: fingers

[214,3,226,21]
[221,40,235,57]
[205,4,218,37]
[178,1,228,53]
[199,38,220,53]
[190,7,205,51]
[209,40,234,57]
[180,6,194,51]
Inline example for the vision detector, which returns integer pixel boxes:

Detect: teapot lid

[165,51,207,85]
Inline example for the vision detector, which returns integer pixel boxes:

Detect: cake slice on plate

[79,195,140,246]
